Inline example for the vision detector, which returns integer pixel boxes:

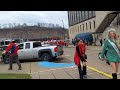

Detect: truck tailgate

[57,44,64,55]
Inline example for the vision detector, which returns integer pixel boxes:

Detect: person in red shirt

[74,39,87,79]
[5,40,21,70]
[58,40,61,45]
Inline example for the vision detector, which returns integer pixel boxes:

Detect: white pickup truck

[2,41,64,64]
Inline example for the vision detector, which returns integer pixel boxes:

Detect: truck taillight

[54,47,58,52]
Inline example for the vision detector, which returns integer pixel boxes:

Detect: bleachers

[0,26,68,40]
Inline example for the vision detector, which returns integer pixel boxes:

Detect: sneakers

[83,75,87,79]
[8,68,22,70]
[106,61,110,65]
[8,68,12,70]
[18,68,22,70]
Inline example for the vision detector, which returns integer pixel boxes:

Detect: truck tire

[2,55,9,64]
[41,53,52,62]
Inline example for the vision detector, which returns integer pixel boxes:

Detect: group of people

[72,39,89,46]
[74,28,120,79]
[42,40,68,47]
[2,28,120,79]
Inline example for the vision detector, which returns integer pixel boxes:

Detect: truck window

[5,41,10,45]
[33,42,42,48]
[0,42,4,45]
[19,44,24,49]
[25,43,30,49]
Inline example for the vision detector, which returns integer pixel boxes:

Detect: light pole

[61,20,65,40]
[61,20,64,29]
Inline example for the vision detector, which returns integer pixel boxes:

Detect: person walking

[5,40,21,70]
[100,28,120,79]
[74,39,87,79]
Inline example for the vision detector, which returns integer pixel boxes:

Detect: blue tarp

[75,32,93,42]
[38,61,75,68]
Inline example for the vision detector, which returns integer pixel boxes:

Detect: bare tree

[37,22,41,27]
[22,23,28,27]
[8,23,12,28]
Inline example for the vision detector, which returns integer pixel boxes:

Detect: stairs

[96,11,119,33]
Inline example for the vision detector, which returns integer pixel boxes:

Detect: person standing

[100,28,120,79]
[74,39,87,79]
[5,40,21,70]
[99,38,103,46]
[84,39,88,46]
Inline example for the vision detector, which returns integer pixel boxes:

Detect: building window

[93,11,96,17]
[86,23,88,30]
[73,27,74,33]
[82,11,85,21]
[79,26,80,32]
[74,12,76,24]
[78,11,81,22]
[76,11,80,24]
[71,12,73,26]
[80,11,82,22]
[88,11,92,18]
[74,11,77,24]
[80,25,81,31]
[78,26,79,33]
[75,27,76,33]
[83,24,84,31]
[72,12,74,25]
[75,27,77,33]
[84,11,86,20]
[93,20,95,29]
[85,11,88,20]
[89,22,91,29]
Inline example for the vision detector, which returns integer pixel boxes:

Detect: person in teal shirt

[100,28,120,79]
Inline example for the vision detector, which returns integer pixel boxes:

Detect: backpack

[9,45,16,54]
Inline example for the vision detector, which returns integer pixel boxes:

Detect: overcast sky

[0,11,68,28]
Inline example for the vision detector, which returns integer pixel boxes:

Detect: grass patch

[0,73,32,79]
[0,52,2,57]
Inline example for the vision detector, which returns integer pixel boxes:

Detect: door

[24,43,33,59]
[18,44,25,60]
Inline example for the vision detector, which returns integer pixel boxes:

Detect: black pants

[9,54,21,69]
[78,64,87,79]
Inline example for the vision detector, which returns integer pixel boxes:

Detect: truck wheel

[41,53,52,62]
[3,56,9,64]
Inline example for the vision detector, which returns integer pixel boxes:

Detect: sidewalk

[31,66,109,79]
[0,45,118,79]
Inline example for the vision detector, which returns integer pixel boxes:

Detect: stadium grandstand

[0,23,68,41]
